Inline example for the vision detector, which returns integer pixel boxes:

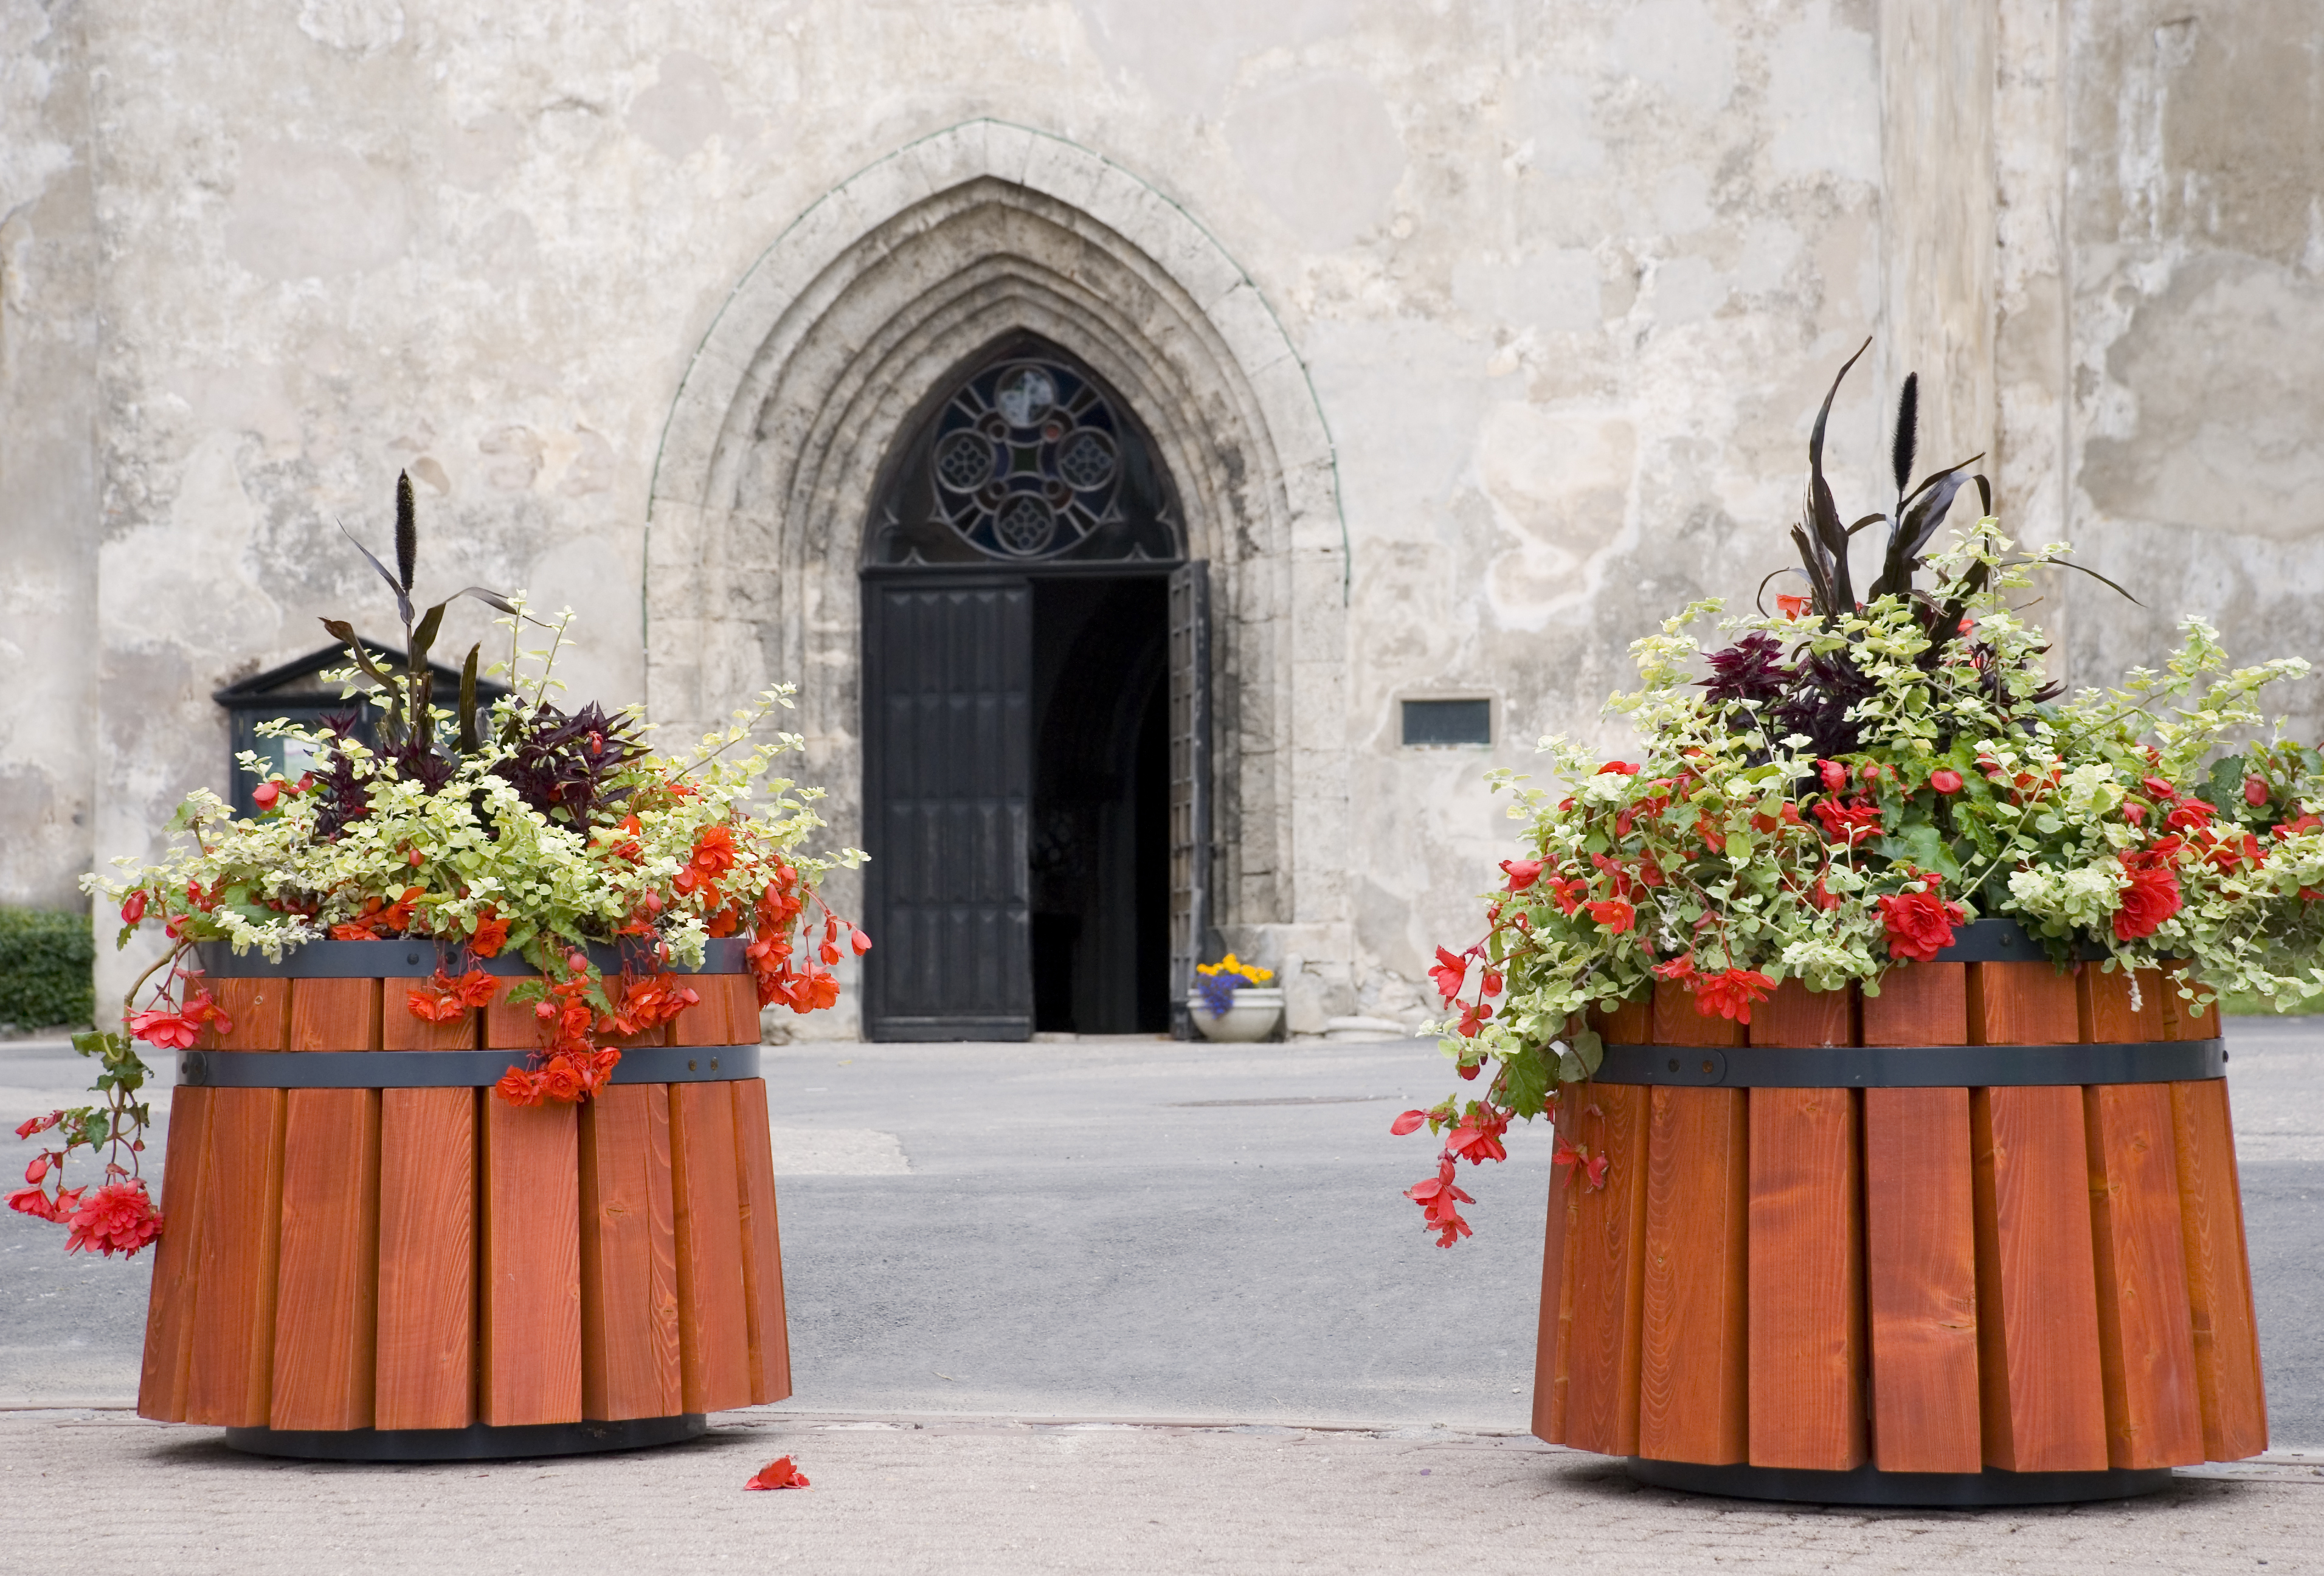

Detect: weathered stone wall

[1,0,100,913]
[7,0,2319,1031]
[2055,1,2324,736]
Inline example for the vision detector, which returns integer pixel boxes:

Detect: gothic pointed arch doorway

[859,334,1210,1042]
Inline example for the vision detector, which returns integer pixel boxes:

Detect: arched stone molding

[646,120,1349,990]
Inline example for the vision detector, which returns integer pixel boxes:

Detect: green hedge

[0,907,95,1031]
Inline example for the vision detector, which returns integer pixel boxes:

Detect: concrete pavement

[0,1408,2318,1575]
[2,1020,2321,1571]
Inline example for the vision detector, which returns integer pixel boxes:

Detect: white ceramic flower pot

[1188,986,1284,1042]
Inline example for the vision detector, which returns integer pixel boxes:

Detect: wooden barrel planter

[137,938,789,1462]
[1534,920,2266,1507]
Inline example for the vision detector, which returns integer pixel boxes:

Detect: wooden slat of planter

[479,1098,583,1426]
[2083,1084,2204,1467]
[2170,1079,2269,1459]
[375,1087,477,1431]
[198,978,291,1050]
[725,975,764,1045]
[1971,1086,2109,1471]
[1560,1081,1649,1457]
[1533,1162,1579,1443]
[670,980,731,1048]
[1862,961,1967,1046]
[1651,983,1746,1048]
[184,1088,286,1426]
[2161,962,2222,1040]
[1587,995,1651,1046]
[1967,962,2080,1046]
[269,1088,380,1431]
[289,978,381,1051]
[671,1082,753,1412]
[600,1019,672,1049]
[1749,978,1854,1048]
[138,1084,214,1421]
[1748,1085,1865,1470]
[484,999,541,1049]
[2078,967,2167,1045]
[733,1079,792,1405]
[578,1084,682,1421]
[381,978,480,1051]
[1864,1087,1982,1473]
[1638,1085,1748,1464]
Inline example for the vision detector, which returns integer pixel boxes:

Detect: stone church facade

[5,1,2319,1036]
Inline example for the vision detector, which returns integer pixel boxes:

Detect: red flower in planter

[1405,1166,1475,1248]
[537,1057,589,1104]
[494,1068,544,1107]
[2115,855,2184,941]
[1500,858,1544,891]
[690,826,739,880]
[128,1006,202,1050]
[1445,1110,1510,1166]
[1691,969,1776,1025]
[130,989,229,1051]
[1553,1141,1609,1191]
[119,891,147,926]
[1876,888,1965,963]
[2164,798,2215,834]
[470,908,511,958]
[1585,899,1634,934]
[407,969,499,1023]
[1429,947,1469,1003]
[1810,797,1882,849]
[61,1180,161,1259]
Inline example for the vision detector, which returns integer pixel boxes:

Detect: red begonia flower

[1877,889,1964,963]
[1691,969,1776,1025]
[1929,769,1963,794]
[61,1180,162,1259]
[1500,858,1544,892]
[1585,899,1634,934]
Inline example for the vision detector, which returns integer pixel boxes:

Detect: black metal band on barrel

[192,937,751,978]
[1931,918,2115,963]
[1592,1037,2224,1089]
[178,1043,762,1090]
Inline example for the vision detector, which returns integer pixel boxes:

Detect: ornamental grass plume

[1393,343,2324,1245]
[11,474,866,1256]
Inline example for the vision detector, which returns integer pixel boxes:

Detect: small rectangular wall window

[1401,698,1491,747]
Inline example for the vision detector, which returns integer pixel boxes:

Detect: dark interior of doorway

[1029,576,1171,1034]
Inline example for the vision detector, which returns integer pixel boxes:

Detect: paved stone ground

[1,1021,2320,1570]
[1,1408,2318,1575]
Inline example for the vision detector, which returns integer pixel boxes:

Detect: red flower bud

[252,781,280,810]
[1929,769,1963,795]
[1859,762,1883,783]
[1818,760,1846,792]
[120,891,147,926]
[2246,775,2271,808]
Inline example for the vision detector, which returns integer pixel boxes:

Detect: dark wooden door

[861,577,1034,1040]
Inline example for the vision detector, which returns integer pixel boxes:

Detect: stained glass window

[864,338,1181,567]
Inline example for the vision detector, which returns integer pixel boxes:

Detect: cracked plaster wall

[5,0,2314,1030]
[2053,1,2324,743]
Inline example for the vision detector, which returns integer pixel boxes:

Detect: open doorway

[1029,577,1171,1034]
[856,334,1205,1043]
